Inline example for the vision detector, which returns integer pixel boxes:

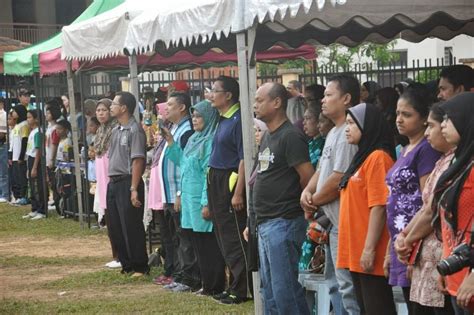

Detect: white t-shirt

[316,123,357,226]
[26,127,39,158]
[45,123,56,166]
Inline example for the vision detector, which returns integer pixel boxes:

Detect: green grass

[0,204,104,238]
[0,203,255,314]
[0,255,106,268]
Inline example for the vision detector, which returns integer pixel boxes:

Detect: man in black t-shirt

[246,82,314,314]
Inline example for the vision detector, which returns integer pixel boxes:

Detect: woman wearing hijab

[432,93,474,315]
[360,81,381,104]
[337,103,397,314]
[165,100,226,295]
[94,98,119,269]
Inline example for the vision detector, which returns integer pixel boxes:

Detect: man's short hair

[439,65,474,91]
[116,91,136,114]
[305,84,326,101]
[216,76,240,104]
[327,74,361,107]
[169,92,191,112]
[268,82,290,110]
[18,89,30,97]
[288,80,302,92]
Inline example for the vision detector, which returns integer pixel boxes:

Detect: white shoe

[105,260,122,269]
[31,213,46,220]
[0,198,8,203]
[48,205,56,211]
[22,212,37,219]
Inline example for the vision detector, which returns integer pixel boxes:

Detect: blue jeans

[258,216,310,315]
[325,225,360,315]
[0,144,9,199]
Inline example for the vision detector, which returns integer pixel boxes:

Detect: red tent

[39,45,316,76]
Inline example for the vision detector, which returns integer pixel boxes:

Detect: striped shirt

[160,116,193,204]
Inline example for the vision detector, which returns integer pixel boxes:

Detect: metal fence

[1,57,460,103]
[0,22,63,44]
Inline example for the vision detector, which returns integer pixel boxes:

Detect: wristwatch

[130,186,137,192]
[176,190,182,197]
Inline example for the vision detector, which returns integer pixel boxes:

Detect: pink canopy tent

[39,45,316,76]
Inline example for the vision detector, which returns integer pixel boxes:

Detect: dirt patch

[0,235,112,258]
[0,235,115,300]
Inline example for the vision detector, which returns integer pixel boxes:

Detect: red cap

[170,80,189,92]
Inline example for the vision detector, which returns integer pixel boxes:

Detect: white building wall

[393,35,474,64]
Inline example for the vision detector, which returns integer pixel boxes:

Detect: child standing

[22,110,47,220]
[10,105,29,205]
[55,120,73,217]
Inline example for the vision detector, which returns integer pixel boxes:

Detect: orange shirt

[338,150,393,276]
[440,165,474,296]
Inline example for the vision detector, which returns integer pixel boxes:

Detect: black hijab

[433,92,474,232]
[339,103,396,189]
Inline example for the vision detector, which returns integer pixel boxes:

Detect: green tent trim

[3,0,123,76]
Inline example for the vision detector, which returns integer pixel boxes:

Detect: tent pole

[66,61,85,228]
[236,28,263,315]
[128,55,140,120]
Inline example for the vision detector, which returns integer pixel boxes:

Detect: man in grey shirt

[107,91,148,277]
[301,75,360,315]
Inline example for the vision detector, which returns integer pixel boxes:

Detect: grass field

[0,204,254,314]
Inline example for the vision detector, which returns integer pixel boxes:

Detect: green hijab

[184,100,219,158]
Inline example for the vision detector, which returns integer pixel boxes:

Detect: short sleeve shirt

[26,127,41,158]
[337,150,394,276]
[386,138,441,287]
[316,124,358,226]
[209,104,244,170]
[108,117,146,176]
[11,120,30,161]
[253,121,310,224]
[56,137,72,162]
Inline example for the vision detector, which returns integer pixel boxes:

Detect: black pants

[11,161,28,199]
[27,156,46,214]
[161,204,200,288]
[351,271,397,315]
[450,296,473,315]
[191,230,226,294]
[104,208,119,260]
[403,286,416,315]
[106,176,148,274]
[207,167,249,298]
[410,294,454,315]
[156,208,178,277]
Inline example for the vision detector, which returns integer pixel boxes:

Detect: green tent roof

[3,0,123,76]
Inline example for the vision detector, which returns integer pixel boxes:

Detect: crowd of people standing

[0,64,473,314]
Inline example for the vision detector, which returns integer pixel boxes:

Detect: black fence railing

[1,58,460,103]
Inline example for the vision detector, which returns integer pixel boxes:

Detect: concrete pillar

[277,68,304,87]
[0,0,14,38]
[34,0,57,39]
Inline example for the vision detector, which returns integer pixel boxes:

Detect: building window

[391,50,408,67]
[444,47,453,65]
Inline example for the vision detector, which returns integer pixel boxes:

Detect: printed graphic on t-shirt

[257,147,275,173]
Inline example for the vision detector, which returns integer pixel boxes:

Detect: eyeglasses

[211,89,227,93]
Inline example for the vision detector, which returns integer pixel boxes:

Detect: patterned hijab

[94,98,117,157]
[183,100,219,158]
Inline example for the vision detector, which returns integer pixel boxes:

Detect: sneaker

[22,211,37,219]
[219,294,248,305]
[212,291,229,301]
[0,197,8,203]
[48,205,56,211]
[163,282,180,290]
[105,260,122,269]
[14,198,29,206]
[31,213,46,220]
[171,283,191,292]
[130,272,145,278]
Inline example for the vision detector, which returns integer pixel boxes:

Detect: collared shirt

[161,116,193,203]
[209,103,243,170]
[108,117,146,176]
